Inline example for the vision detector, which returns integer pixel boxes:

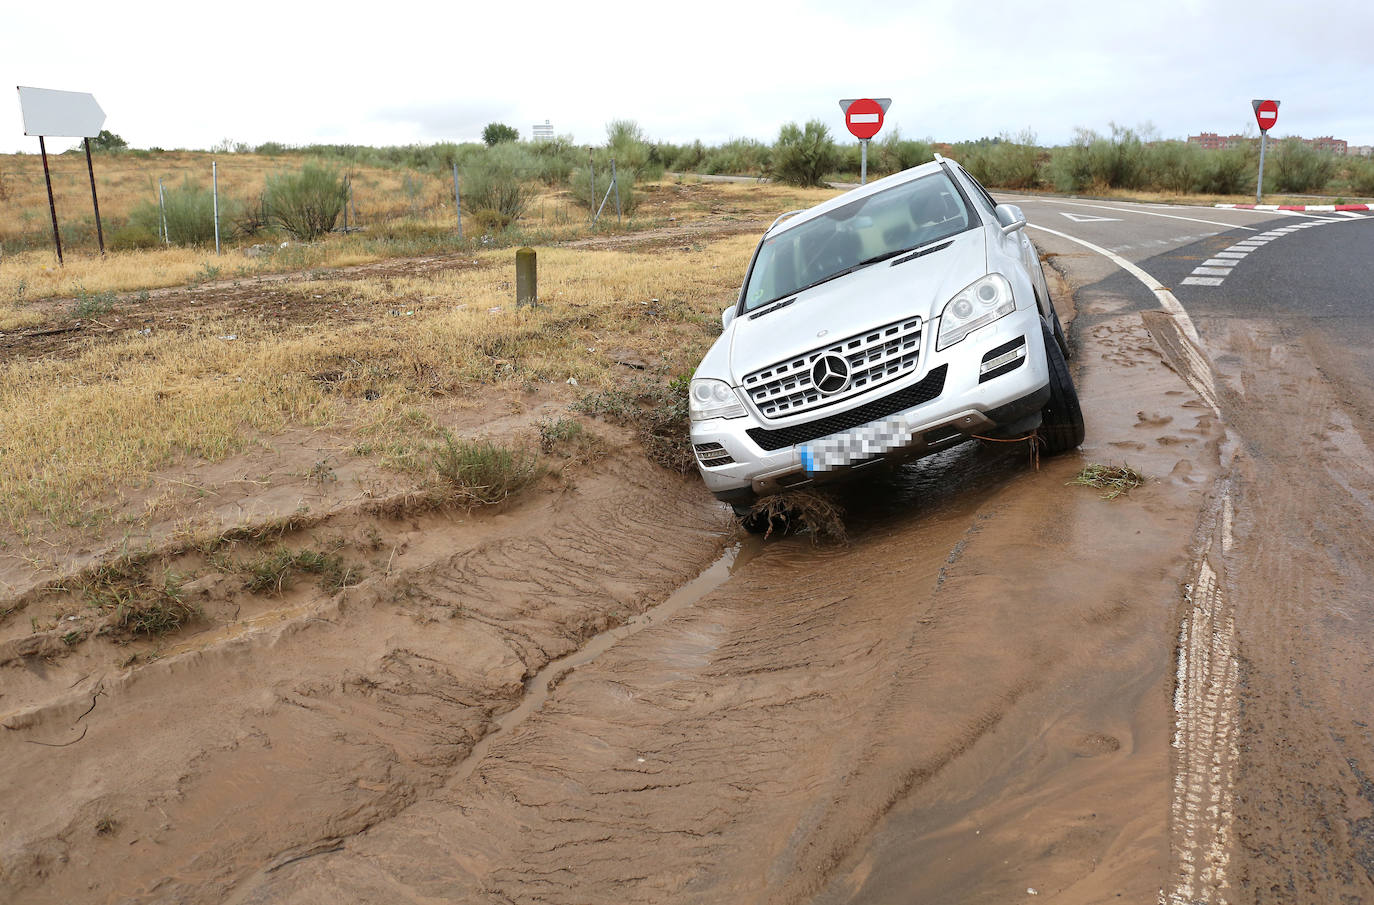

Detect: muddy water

[451,540,758,785]
[3,279,1245,904]
[213,311,1223,905]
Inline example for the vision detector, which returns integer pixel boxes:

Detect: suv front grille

[746,365,947,451]
[740,317,923,419]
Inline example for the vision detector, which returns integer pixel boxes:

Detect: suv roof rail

[765,209,807,234]
[933,152,945,162]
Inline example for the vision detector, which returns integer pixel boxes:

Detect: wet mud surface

[11,237,1367,904]
[1,257,1234,903]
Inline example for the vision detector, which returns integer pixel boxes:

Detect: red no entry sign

[843,98,885,140]
[1252,99,1280,132]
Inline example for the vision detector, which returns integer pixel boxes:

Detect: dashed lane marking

[1180,216,1363,288]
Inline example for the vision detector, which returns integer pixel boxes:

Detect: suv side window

[955,165,999,215]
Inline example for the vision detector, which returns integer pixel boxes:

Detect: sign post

[17,86,108,264]
[1252,98,1280,204]
[839,97,891,185]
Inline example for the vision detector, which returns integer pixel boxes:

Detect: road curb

[1215,202,1372,212]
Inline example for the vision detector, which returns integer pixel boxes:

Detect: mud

[1,250,1240,904]
[16,231,1364,904]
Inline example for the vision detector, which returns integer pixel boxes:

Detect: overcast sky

[5,0,1373,154]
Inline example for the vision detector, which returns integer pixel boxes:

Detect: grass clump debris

[1070,463,1145,500]
[742,490,847,543]
[81,557,200,636]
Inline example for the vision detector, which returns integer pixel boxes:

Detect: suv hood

[720,228,989,382]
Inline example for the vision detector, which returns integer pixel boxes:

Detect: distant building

[1349,145,1374,158]
[1188,131,1355,155]
[1187,132,1248,150]
[1308,135,1347,154]
[532,120,554,142]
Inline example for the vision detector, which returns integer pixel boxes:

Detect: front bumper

[690,309,1051,500]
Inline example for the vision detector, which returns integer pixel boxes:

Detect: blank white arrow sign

[1060,212,1121,223]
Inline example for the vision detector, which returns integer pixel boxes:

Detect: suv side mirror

[995,204,1027,235]
[722,305,737,330]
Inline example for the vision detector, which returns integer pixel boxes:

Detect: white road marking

[1059,212,1122,223]
[1192,267,1232,276]
[1214,252,1247,259]
[1202,259,1237,267]
[1015,197,1256,231]
[1026,221,1202,344]
[1182,276,1225,286]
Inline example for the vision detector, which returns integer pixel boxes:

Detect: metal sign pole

[860,140,868,186]
[587,148,596,225]
[1256,130,1268,204]
[83,137,105,254]
[38,136,64,265]
[212,159,221,255]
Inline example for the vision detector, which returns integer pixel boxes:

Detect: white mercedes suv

[688,156,1082,523]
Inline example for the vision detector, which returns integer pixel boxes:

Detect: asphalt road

[1009,196,1374,904]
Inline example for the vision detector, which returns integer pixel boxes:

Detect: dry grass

[0,232,760,532]
[743,490,848,543]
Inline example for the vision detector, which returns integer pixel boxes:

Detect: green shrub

[1199,147,1254,195]
[874,130,934,175]
[959,133,1041,189]
[1268,138,1336,193]
[772,120,839,187]
[461,143,536,229]
[1346,156,1374,196]
[664,140,707,173]
[606,119,662,182]
[482,122,520,146]
[570,162,638,216]
[530,134,580,185]
[1049,125,1147,192]
[701,137,771,176]
[125,177,229,247]
[266,164,346,239]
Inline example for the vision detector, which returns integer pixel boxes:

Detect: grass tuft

[1070,463,1146,500]
[82,561,199,636]
[244,547,350,594]
[431,435,544,505]
[574,376,693,473]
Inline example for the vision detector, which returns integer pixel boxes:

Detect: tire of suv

[1037,321,1085,454]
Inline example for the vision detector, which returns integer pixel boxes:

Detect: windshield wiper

[890,239,954,267]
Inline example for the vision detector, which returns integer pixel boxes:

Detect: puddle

[454,536,759,783]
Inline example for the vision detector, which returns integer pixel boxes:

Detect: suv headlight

[689,378,747,421]
[936,273,1016,350]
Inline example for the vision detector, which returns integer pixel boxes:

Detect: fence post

[212,159,221,255]
[159,178,169,245]
[515,247,537,308]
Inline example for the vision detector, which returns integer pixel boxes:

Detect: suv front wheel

[1036,321,1085,454]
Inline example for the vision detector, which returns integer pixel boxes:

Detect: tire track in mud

[1146,307,1374,902]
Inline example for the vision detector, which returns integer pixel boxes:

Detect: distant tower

[532,119,554,142]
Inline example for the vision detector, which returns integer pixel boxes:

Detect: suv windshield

[742,170,975,312]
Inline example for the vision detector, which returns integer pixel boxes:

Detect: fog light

[980,344,1026,375]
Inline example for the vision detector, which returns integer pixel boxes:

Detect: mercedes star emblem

[811,352,851,395]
